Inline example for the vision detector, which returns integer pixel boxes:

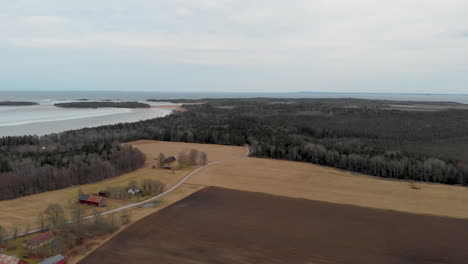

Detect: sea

[1,90,467,138]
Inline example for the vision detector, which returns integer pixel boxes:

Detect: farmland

[188,157,468,219]
[0,141,246,232]
[79,187,468,264]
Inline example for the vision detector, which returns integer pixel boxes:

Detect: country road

[4,145,250,241]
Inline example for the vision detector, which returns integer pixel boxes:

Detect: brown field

[188,157,468,219]
[66,184,204,264]
[0,141,246,232]
[79,187,468,264]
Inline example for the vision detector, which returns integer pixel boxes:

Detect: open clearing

[0,140,245,231]
[188,157,468,219]
[79,187,468,264]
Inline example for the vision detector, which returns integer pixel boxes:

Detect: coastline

[0,106,174,137]
[151,104,187,112]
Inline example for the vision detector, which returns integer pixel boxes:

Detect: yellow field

[0,141,246,232]
[4,139,468,239]
[188,157,468,219]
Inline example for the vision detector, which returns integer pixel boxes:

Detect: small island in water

[0,101,39,106]
[54,101,151,108]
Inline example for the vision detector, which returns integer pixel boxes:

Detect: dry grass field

[188,157,468,219]
[0,140,246,232]
[128,140,246,164]
[79,187,468,264]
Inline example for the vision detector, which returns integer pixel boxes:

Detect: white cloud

[0,0,467,92]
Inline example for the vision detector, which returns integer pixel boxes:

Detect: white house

[128,188,141,195]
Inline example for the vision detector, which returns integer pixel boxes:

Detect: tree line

[0,139,145,200]
[2,98,468,201]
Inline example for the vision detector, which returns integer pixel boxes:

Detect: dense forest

[2,98,468,200]
[0,101,38,106]
[54,101,150,108]
[0,138,145,200]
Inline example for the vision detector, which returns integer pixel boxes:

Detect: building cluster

[0,231,65,264]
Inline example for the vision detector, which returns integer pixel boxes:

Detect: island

[54,101,151,109]
[0,101,39,106]
[147,99,204,104]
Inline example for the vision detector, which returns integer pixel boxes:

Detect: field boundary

[3,145,250,241]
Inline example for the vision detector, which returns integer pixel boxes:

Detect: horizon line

[1,90,467,96]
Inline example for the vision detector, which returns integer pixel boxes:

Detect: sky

[0,0,467,93]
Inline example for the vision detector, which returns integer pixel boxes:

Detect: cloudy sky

[1,0,467,93]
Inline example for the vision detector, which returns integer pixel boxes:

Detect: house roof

[38,254,65,264]
[0,254,27,264]
[26,231,55,245]
[87,195,104,204]
[164,156,176,163]
[79,194,90,201]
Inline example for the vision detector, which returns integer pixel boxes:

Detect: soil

[78,187,468,264]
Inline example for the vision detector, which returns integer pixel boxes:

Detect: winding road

[5,145,250,240]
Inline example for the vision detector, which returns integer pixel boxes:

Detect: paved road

[5,146,250,240]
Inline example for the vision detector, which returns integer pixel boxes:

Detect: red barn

[164,156,176,169]
[79,194,106,207]
[24,231,55,250]
[0,254,28,264]
[38,254,66,264]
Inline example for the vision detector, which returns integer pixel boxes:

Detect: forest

[2,98,468,200]
[54,101,150,108]
[0,138,145,200]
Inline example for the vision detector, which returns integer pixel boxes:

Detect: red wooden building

[24,231,55,250]
[164,156,176,169]
[0,254,28,264]
[38,254,66,264]
[79,194,106,207]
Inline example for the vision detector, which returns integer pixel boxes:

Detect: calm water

[0,95,175,137]
[1,90,468,103]
[1,91,467,137]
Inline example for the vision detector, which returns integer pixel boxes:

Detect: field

[66,184,204,264]
[188,157,468,219]
[0,141,246,232]
[79,187,468,264]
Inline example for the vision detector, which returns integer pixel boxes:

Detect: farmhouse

[164,156,176,169]
[127,188,141,195]
[98,191,110,197]
[79,194,106,207]
[0,254,27,264]
[38,254,66,264]
[24,231,55,250]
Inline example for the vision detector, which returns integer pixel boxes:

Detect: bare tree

[158,153,166,169]
[44,204,65,227]
[120,212,131,225]
[12,225,19,240]
[189,149,200,165]
[37,212,46,232]
[201,152,208,165]
[70,204,86,228]
[178,152,189,168]
[0,224,6,242]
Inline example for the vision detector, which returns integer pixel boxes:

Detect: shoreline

[0,106,176,137]
[151,105,187,112]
